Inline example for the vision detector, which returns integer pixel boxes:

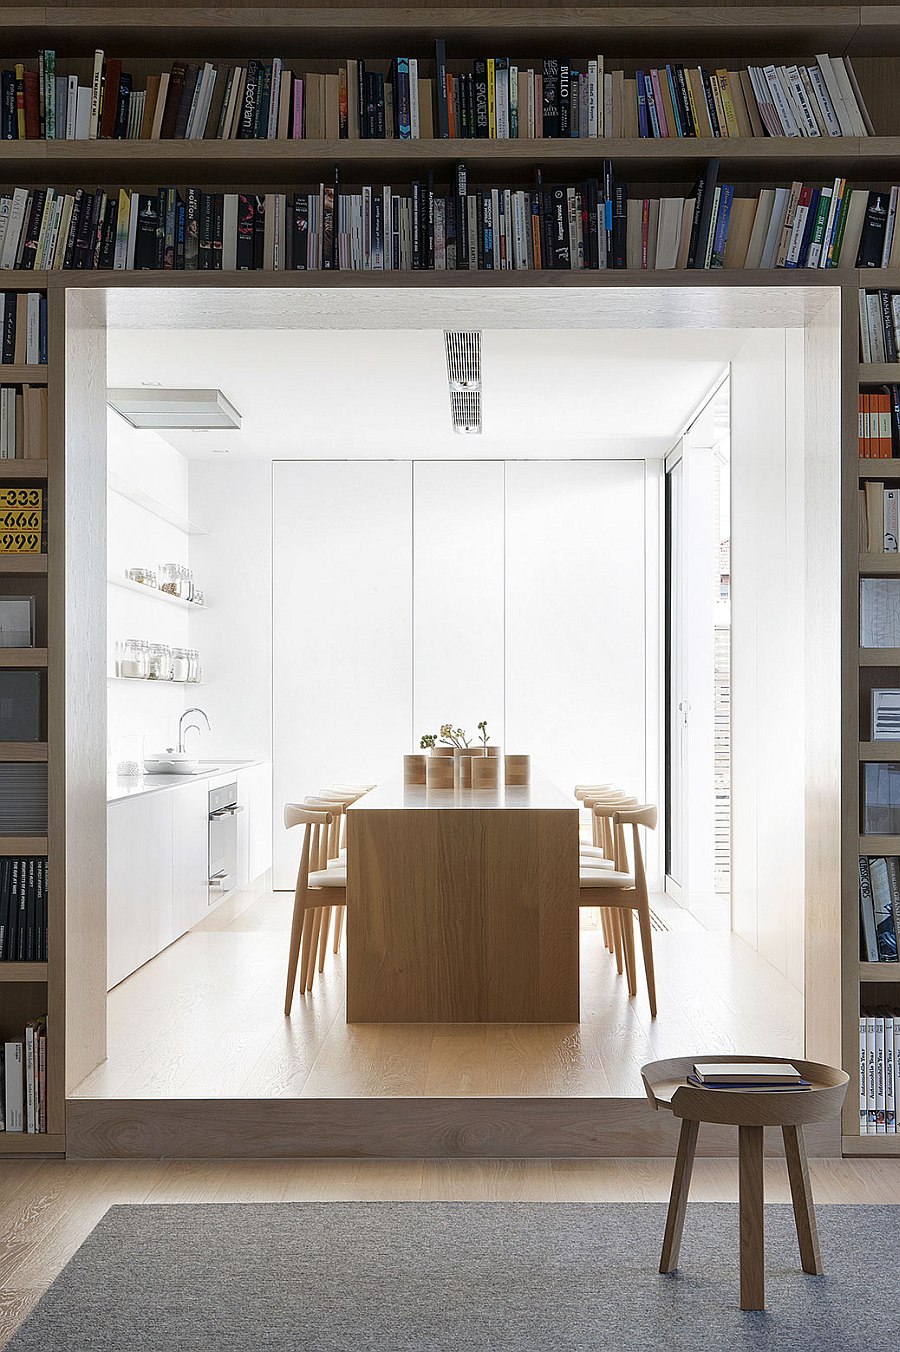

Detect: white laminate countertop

[348,771,576,813]
[107,759,265,804]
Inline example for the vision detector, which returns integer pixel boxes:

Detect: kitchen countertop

[107,759,265,803]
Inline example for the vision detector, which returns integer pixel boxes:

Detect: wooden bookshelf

[859,552,900,574]
[0,555,47,576]
[0,743,48,763]
[0,650,48,668]
[0,962,47,983]
[859,740,900,760]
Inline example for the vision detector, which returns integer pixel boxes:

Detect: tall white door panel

[272,461,413,889]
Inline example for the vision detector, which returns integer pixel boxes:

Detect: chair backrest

[303,796,346,858]
[585,793,637,851]
[591,800,652,873]
[284,803,335,895]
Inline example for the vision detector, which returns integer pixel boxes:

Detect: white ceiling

[107,324,748,461]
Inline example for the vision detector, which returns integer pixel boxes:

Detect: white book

[222,194,238,270]
[89,48,104,138]
[409,59,420,139]
[124,195,138,271]
[744,190,774,269]
[807,63,842,137]
[868,292,886,362]
[184,63,207,139]
[26,292,40,365]
[843,55,875,136]
[760,187,789,268]
[33,189,55,273]
[496,64,509,139]
[198,68,218,139]
[0,189,29,270]
[798,65,826,135]
[786,196,811,266]
[587,60,598,137]
[876,1013,887,1133]
[860,1013,869,1134]
[0,197,11,262]
[24,1025,35,1134]
[595,57,604,136]
[831,54,868,137]
[603,72,613,138]
[50,195,71,270]
[891,295,900,359]
[818,177,844,267]
[65,74,78,138]
[747,65,780,138]
[785,64,820,137]
[3,1042,23,1132]
[887,1010,897,1132]
[763,65,800,136]
[267,59,282,140]
[815,54,854,136]
[885,489,900,552]
[0,389,9,458]
[654,197,681,269]
[883,186,900,268]
[867,1009,878,1132]
[895,1015,900,1134]
[859,289,873,363]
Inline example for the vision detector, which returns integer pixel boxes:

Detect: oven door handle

[209,804,245,818]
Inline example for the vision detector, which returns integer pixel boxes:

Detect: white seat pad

[580,845,608,859]
[580,856,616,870]
[308,867,347,888]
[579,869,635,889]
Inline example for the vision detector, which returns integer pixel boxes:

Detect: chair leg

[620,908,638,997]
[660,1117,699,1273]
[305,907,323,992]
[317,905,332,972]
[610,909,624,975]
[635,894,658,1018]
[333,904,346,954]
[600,906,612,951]
[782,1125,823,1275]
[286,906,314,1015]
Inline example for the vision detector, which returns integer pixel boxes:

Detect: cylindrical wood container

[425,755,455,790]
[472,755,501,790]
[403,753,427,785]
[505,754,531,786]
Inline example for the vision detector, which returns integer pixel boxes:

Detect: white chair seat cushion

[580,855,616,870]
[308,866,347,888]
[579,869,635,889]
[580,845,608,859]
[327,849,348,866]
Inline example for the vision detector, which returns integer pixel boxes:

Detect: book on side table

[689,1062,811,1090]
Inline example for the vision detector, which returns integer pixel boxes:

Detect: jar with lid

[147,643,172,681]
[171,647,190,682]
[125,567,157,589]
[120,638,148,679]
[187,648,202,683]
[160,563,186,599]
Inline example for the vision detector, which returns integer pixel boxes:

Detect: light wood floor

[1,1155,900,1348]
[71,884,804,1100]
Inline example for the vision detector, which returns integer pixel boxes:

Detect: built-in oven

[208,781,242,904]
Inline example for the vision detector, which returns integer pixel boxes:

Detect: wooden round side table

[641,1055,849,1311]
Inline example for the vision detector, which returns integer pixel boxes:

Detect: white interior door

[272,461,413,889]
[665,446,687,899]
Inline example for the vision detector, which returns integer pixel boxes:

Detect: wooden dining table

[345,771,580,1022]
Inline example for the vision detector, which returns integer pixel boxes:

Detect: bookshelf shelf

[841,1134,900,1156]
[0,555,47,576]
[0,837,47,855]
[0,743,48,763]
[0,650,48,669]
[107,574,206,611]
[859,363,900,383]
[0,962,47,983]
[859,835,900,853]
[859,647,900,666]
[858,458,900,479]
[0,460,47,481]
[0,366,48,385]
[859,552,900,574]
[0,1133,64,1155]
[859,740,900,760]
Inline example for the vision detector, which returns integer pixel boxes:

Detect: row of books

[859,1009,900,1133]
[858,392,897,460]
[860,857,900,962]
[0,387,48,461]
[860,290,900,364]
[0,1020,46,1133]
[0,857,48,962]
[0,48,874,142]
[860,482,900,552]
[1,169,898,274]
[0,293,46,366]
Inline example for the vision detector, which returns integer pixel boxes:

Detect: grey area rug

[9,1202,898,1350]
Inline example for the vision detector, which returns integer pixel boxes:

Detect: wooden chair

[302,795,352,966]
[579,803,659,1018]
[283,804,347,1013]
[576,788,637,968]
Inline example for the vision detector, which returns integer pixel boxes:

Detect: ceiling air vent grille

[444,331,482,434]
[107,388,242,430]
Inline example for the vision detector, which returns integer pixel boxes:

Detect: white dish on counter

[144,752,218,776]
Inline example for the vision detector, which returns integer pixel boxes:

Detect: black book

[114,73,132,140]
[455,161,468,270]
[411,180,421,269]
[2,290,15,361]
[542,60,560,137]
[435,39,449,138]
[559,63,570,137]
[7,859,19,961]
[132,193,159,270]
[426,170,435,270]
[39,858,47,962]
[611,181,628,268]
[255,64,271,139]
[570,71,580,138]
[687,159,718,269]
[198,191,213,270]
[550,186,568,269]
[474,60,489,138]
[211,193,224,269]
[98,196,118,269]
[155,187,167,267]
[15,857,26,962]
[239,59,260,139]
[445,191,457,269]
[184,187,200,270]
[63,188,85,270]
[291,193,308,269]
[236,193,254,269]
[888,383,900,457]
[252,194,266,269]
[374,72,386,139]
[173,64,199,139]
[322,174,336,271]
[174,192,186,268]
[1,70,16,138]
[881,291,899,362]
[19,190,45,270]
[857,191,891,269]
[89,192,106,269]
[585,177,600,270]
[675,66,696,136]
[25,858,35,962]
[357,60,367,140]
[75,190,102,269]
[481,189,494,269]
[365,71,378,139]
[699,67,721,137]
[0,857,9,960]
[463,73,474,138]
[371,191,384,268]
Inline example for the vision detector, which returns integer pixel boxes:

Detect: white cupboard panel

[412,461,505,750]
[107,791,173,989]
[272,462,413,888]
[504,460,647,802]
[171,778,211,938]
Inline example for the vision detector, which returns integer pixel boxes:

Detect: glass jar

[147,643,172,681]
[120,638,148,680]
[192,588,204,608]
[171,646,190,682]
[160,563,185,599]
[126,567,157,589]
[182,566,194,602]
[187,648,202,683]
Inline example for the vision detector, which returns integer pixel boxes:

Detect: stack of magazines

[688,1062,811,1091]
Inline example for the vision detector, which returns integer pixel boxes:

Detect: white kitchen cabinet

[107,790,174,989]
[242,761,272,885]
[171,777,211,938]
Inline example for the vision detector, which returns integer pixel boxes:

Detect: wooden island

[345,773,580,1023]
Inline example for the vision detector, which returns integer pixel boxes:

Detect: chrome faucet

[177,707,211,754]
